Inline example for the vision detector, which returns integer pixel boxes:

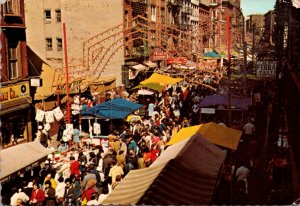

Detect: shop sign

[0,82,30,103]
[167,57,188,65]
[152,51,168,61]
[201,108,215,114]
[56,80,82,94]
[256,60,277,79]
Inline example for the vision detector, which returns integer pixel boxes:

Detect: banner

[35,109,45,122]
[45,111,55,123]
[53,107,64,121]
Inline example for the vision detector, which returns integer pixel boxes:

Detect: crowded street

[1,0,300,205]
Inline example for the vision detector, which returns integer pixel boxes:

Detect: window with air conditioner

[3,0,21,15]
[45,10,51,23]
[46,38,53,51]
[57,38,62,51]
[56,10,61,22]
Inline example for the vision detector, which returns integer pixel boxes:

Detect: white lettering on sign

[256,61,277,78]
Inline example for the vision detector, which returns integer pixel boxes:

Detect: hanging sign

[45,111,55,123]
[65,124,74,135]
[53,107,64,121]
[152,51,168,61]
[93,122,101,135]
[35,109,45,122]
[256,60,277,79]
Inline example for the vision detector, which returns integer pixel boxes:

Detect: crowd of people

[3,67,270,206]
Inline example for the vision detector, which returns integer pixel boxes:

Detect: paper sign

[53,107,64,121]
[66,124,74,135]
[35,109,45,122]
[93,123,101,135]
[62,129,72,142]
[45,111,55,123]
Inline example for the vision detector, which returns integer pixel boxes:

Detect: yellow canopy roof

[140,73,183,86]
[34,63,56,100]
[167,122,242,150]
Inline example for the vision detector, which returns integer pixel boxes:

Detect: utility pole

[242,15,247,96]
[63,23,71,147]
[63,23,71,124]
[252,23,256,68]
[226,14,231,127]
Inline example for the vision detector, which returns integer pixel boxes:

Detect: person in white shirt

[55,176,65,204]
[10,188,29,206]
[243,119,255,143]
[235,162,250,195]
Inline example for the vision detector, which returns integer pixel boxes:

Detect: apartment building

[25,0,124,86]
[1,0,33,147]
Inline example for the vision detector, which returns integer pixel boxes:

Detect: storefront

[0,81,32,148]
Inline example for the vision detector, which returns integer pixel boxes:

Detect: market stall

[0,141,53,183]
[166,122,242,150]
[102,133,226,205]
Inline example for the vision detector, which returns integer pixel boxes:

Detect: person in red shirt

[70,155,80,178]
[150,144,160,163]
[30,182,45,206]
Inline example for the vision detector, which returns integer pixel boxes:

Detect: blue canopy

[204,51,221,59]
[197,94,250,110]
[81,98,143,119]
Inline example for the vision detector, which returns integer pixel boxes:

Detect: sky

[241,0,277,16]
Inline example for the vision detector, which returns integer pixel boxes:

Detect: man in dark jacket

[63,178,76,206]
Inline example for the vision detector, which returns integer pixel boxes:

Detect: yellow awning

[167,122,242,150]
[34,63,56,100]
[140,73,183,86]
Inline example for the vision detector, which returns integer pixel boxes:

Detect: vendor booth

[166,122,242,150]
[103,133,226,205]
[0,141,53,183]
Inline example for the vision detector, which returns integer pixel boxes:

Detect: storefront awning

[0,141,53,183]
[131,64,147,71]
[34,63,56,100]
[143,61,157,68]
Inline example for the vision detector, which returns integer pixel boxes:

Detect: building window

[57,38,62,51]
[8,47,19,79]
[56,9,61,22]
[44,10,51,23]
[46,38,53,51]
[3,0,21,15]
